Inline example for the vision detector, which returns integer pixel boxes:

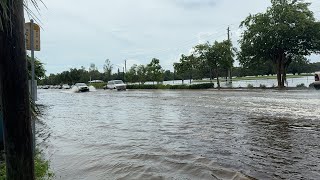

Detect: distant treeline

[39,59,319,86]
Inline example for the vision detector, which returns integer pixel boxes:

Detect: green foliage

[0,151,54,180]
[103,59,113,81]
[27,56,46,80]
[259,84,267,89]
[127,83,214,90]
[147,58,164,84]
[239,0,320,87]
[194,40,235,88]
[125,64,138,83]
[247,84,254,88]
[287,56,310,75]
[296,83,306,88]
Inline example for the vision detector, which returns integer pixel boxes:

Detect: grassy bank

[127,83,214,89]
[0,150,54,179]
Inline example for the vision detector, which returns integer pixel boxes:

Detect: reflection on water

[37,89,320,179]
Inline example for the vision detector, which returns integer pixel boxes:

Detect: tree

[125,64,138,83]
[147,58,164,84]
[195,40,234,88]
[239,0,320,88]
[175,54,200,84]
[163,70,174,81]
[88,63,100,81]
[137,65,147,84]
[27,56,46,80]
[287,56,310,75]
[0,0,35,178]
[103,59,113,81]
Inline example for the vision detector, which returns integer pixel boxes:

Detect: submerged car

[104,80,126,91]
[314,72,320,90]
[74,83,90,92]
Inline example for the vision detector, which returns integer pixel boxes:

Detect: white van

[104,80,126,91]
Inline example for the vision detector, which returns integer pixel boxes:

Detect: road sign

[25,22,40,51]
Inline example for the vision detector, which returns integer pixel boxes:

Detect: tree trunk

[0,0,35,179]
[276,53,287,89]
[216,68,220,89]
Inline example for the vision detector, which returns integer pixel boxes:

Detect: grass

[0,150,54,179]
[193,74,313,83]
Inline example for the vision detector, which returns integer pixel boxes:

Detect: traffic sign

[25,22,40,51]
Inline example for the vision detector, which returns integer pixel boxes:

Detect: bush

[296,83,306,88]
[259,84,267,89]
[247,84,254,88]
[189,83,214,89]
[0,151,54,179]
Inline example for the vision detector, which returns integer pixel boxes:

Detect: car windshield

[75,83,87,86]
[114,80,123,84]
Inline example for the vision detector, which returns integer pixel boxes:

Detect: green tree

[137,65,147,84]
[147,58,164,84]
[103,59,113,81]
[239,0,320,88]
[195,40,234,88]
[287,56,310,75]
[27,56,46,80]
[88,63,101,81]
[125,64,138,83]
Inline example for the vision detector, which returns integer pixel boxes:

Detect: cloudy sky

[26,0,320,74]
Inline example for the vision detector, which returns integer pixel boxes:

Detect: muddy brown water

[36,89,320,180]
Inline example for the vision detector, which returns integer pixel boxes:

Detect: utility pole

[227,26,232,84]
[0,0,35,179]
[124,60,127,73]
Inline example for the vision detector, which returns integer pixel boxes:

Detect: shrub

[259,84,267,89]
[296,83,306,88]
[247,84,254,88]
[189,83,214,89]
[0,151,54,179]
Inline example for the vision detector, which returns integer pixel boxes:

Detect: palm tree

[0,0,36,179]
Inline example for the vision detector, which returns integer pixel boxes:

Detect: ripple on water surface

[37,89,320,179]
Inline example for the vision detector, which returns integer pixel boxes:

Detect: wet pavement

[37,89,320,180]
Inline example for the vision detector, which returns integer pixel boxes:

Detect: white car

[74,83,89,92]
[104,80,126,91]
[62,84,71,89]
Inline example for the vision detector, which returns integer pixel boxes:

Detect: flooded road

[37,89,320,180]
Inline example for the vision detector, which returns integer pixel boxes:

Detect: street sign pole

[30,19,36,155]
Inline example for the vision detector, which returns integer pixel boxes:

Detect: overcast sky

[26,0,320,74]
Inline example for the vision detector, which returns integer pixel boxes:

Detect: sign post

[25,19,40,155]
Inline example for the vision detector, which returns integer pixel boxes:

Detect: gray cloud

[170,0,219,9]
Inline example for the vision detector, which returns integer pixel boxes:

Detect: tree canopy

[239,0,320,87]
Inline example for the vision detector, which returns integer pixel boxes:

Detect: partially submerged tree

[239,0,320,88]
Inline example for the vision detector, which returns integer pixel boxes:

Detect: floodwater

[37,89,320,180]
